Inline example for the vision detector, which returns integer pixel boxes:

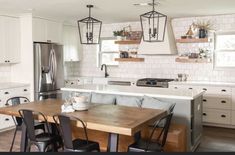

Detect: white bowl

[72,102,89,111]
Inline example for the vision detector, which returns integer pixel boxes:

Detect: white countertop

[0,82,30,90]
[65,76,138,82]
[170,81,235,87]
[61,84,204,100]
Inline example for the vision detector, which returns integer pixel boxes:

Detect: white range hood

[138,20,177,55]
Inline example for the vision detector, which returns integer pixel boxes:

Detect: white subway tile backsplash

[62,14,235,83]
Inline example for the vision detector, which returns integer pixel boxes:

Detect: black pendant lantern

[78,5,102,45]
[140,0,167,42]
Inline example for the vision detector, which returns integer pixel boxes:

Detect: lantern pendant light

[77,5,102,44]
[140,0,167,42]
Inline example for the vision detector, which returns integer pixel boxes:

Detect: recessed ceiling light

[133,2,159,7]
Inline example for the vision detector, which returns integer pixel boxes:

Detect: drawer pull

[24,89,28,92]
[71,82,74,85]
[203,113,207,116]
[221,89,227,92]
[203,99,207,102]
[221,101,227,104]
[203,88,207,91]
[5,103,9,106]
[5,118,9,121]
[24,100,28,102]
[4,92,9,95]
[174,87,178,89]
[221,115,226,118]
[189,88,193,90]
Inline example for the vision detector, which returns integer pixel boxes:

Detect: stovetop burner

[136,78,174,88]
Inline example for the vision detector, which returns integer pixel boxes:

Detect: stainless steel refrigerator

[34,42,64,101]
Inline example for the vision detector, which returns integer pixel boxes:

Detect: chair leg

[9,127,18,152]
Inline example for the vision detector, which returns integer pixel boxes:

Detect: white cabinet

[63,25,81,62]
[0,85,30,131]
[33,18,47,42]
[0,16,21,64]
[170,83,234,127]
[33,18,62,44]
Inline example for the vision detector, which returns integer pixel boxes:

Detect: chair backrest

[147,112,173,150]
[53,114,89,150]
[6,97,30,126]
[169,103,176,113]
[18,109,50,141]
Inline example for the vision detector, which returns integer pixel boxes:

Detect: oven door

[35,91,62,101]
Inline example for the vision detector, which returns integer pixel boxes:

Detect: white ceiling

[0,0,235,23]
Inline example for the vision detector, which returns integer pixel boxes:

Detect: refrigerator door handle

[36,44,42,91]
[52,48,57,84]
[49,49,54,83]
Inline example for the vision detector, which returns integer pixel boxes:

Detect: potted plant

[113,30,125,40]
[194,20,214,38]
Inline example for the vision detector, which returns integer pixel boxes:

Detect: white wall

[11,13,34,100]
[71,14,235,82]
[0,65,11,82]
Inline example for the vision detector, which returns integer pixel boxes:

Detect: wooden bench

[72,123,187,152]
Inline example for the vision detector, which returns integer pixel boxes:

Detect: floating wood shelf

[115,58,144,62]
[176,38,212,43]
[175,57,211,63]
[115,40,141,45]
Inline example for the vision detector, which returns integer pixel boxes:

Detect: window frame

[214,31,235,70]
[98,37,119,67]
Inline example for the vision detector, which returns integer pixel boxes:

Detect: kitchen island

[61,84,205,152]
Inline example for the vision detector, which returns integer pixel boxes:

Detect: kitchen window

[214,31,235,68]
[98,38,119,66]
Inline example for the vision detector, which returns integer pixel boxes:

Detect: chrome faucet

[101,64,109,78]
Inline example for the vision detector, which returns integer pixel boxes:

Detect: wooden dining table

[0,99,167,152]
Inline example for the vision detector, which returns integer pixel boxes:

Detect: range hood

[138,20,177,55]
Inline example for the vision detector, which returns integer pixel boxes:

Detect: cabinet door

[4,17,21,63]
[0,16,6,63]
[63,25,81,62]
[33,18,47,42]
[47,20,62,44]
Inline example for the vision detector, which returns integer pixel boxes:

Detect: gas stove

[136,78,174,88]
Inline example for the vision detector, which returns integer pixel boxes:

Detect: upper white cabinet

[138,21,177,55]
[33,17,63,44]
[63,25,82,62]
[0,16,21,64]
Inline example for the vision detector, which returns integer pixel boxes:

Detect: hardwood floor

[0,126,235,152]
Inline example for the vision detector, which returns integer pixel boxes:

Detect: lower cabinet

[203,109,231,125]
[0,85,30,131]
[170,83,235,127]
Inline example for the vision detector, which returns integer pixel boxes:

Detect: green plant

[113,30,124,37]
[194,20,214,30]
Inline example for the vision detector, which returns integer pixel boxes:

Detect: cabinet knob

[203,113,207,116]
[5,118,9,121]
[24,100,28,102]
[5,60,7,63]
[221,115,226,118]
[8,60,10,63]
[5,103,9,106]
[221,100,226,104]
[203,88,207,91]
[174,87,178,89]
[203,99,207,102]
[189,88,193,90]
[221,89,227,92]
[4,92,9,95]
[24,89,28,92]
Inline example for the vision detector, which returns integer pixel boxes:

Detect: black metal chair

[128,113,173,152]
[53,114,100,152]
[18,109,61,152]
[6,97,45,152]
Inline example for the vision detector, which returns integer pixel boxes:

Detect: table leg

[134,131,141,141]
[107,133,119,152]
[20,124,27,152]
